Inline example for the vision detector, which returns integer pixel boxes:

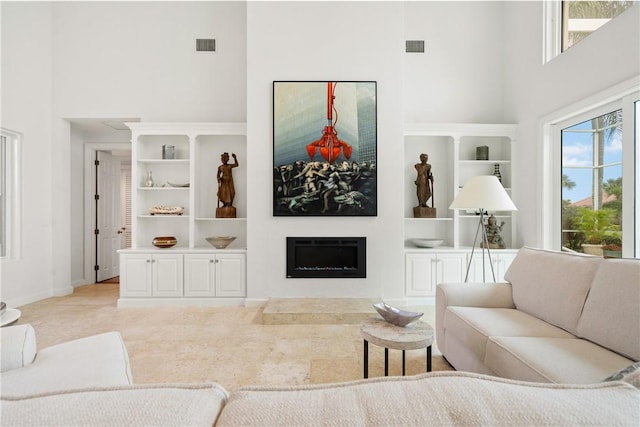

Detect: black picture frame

[273,81,377,216]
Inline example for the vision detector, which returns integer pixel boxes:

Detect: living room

[2,2,639,424]
[2,1,637,308]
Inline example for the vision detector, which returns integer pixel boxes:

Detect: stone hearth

[262,298,377,325]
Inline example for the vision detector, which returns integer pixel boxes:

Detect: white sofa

[1,324,133,396]
[2,269,639,426]
[436,246,640,383]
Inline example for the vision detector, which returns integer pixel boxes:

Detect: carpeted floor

[16,283,453,391]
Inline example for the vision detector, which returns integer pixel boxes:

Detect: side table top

[0,308,21,327]
[360,318,434,350]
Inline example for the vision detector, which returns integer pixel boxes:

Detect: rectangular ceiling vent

[196,38,216,53]
[405,40,425,53]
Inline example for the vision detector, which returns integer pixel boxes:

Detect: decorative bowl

[152,236,177,248]
[373,302,423,327]
[411,238,444,248]
[206,236,236,249]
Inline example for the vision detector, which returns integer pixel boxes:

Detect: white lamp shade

[449,175,517,211]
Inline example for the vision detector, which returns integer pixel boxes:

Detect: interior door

[97,151,123,282]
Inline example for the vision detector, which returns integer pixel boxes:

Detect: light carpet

[15,283,452,391]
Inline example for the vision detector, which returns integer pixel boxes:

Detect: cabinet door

[120,254,152,297]
[215,253,246,297]
[494,252,517,282]
[152,254,183,297]
[467,254,497,283]
[405,252,437,297]
[184,254,216,297]
[467,252,516,283]
[436,253,466,284]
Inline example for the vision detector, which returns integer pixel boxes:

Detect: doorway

[83,143,132,284]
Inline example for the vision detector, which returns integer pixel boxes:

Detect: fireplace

[286,237,366,278]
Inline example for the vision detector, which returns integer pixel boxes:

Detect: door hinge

[95,159,100,166]
[94,265,99,271]
[94,194,100,200]
[94,229,100,235]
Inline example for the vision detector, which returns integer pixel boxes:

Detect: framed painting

[273,81,377,216]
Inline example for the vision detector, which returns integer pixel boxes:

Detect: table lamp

[449,175,517,282]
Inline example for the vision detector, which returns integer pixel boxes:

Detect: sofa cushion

[1,331,133,396]
[0,383,228,426]
[444,307,575,363]
[504,247,601,335]
[216,371,640,426]
[0,325,36,372]
[485,337,634,384]
[577,258,640,361]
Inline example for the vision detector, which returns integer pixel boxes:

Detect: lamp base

[413,207,436,218]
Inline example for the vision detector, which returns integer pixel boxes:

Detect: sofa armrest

[1,324,37,372]
[1,331,133,396]
[435,283,515,353]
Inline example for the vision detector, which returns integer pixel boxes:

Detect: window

[562,1,637,51]
[561,109,623,256]
[544,1,638,62]
[0,128,20,259]
[544,88,639,258]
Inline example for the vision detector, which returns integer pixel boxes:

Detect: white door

[97,151,123,282]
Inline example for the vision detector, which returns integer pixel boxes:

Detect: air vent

[196,38,216,52]
[405,40,425,53]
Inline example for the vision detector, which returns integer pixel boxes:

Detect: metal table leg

[363,339,368,378]
[402,350,406,376]
[427,345,432,372]
[384,348,389,376]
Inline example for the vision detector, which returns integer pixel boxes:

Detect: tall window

[552,90,638,259]
[0,129,20,259]
[561,110,623,256]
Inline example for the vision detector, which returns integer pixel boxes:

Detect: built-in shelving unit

[118,122,247,307]
[403,123,518,297]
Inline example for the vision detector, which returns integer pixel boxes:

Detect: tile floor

[15,283,452,391]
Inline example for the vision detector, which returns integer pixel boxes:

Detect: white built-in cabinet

[405,251,467,297]
[403,124,518,297]
[118,123,247,307]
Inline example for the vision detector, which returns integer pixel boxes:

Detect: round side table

[360,317,434,378]
[0,308,21,327]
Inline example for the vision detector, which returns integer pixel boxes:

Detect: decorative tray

[149,205,184,215]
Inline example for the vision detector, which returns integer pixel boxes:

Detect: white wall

[502,2,640,247]
[404,1,505,123]
[0,3,55,305]
[247,1,406,301]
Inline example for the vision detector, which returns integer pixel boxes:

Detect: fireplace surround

[286,237,366,278]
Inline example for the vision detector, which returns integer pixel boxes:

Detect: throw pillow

[603,361,640,389]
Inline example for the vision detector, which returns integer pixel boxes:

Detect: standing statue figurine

[413,153,436,218]
[216,152,239,218]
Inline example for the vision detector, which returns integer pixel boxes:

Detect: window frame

[540,81,639,258]
[0,128,21,260]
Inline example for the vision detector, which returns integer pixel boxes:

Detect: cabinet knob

[210,259,215,263]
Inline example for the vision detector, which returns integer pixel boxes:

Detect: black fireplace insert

[286,237,366,278]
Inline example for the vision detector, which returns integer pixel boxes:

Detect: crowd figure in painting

[274,159,376,215]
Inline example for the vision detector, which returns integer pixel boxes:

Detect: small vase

[493,164,502,184]
[144,171,154,187]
